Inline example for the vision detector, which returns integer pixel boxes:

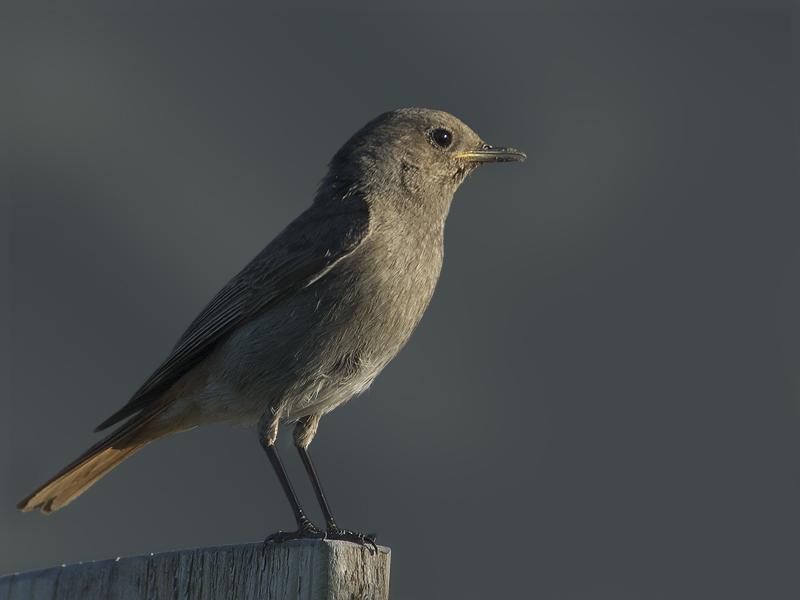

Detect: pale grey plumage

[18,107,525,515]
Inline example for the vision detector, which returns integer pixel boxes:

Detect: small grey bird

[18,108,525,545]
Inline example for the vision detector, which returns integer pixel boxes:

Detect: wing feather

[95,197,370,431]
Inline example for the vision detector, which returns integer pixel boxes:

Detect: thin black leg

[296,445,337,528]
[260,441,322,542]
[296,444,377,552]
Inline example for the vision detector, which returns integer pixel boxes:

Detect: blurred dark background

[2,2,799,598]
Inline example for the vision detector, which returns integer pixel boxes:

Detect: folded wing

[95,197,371,431]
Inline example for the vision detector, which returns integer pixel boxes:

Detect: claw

[264,522,325,545]
[326,527,379,554]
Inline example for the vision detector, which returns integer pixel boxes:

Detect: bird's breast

[299,218,444,378]
[354,222,444,334]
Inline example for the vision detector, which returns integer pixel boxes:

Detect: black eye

[429,128,453,149]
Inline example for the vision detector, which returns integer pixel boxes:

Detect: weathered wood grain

[0,540,390,600]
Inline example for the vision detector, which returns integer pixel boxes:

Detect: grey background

[2,3,799,598]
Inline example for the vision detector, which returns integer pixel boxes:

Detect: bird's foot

[326,525,378,553]
[264,519,324,544]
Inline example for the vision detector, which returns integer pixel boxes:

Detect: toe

[326,528,379,553]
[264,524,324,544]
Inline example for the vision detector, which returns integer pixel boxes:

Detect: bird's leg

[294,416,377,552]
[259,412,323,543]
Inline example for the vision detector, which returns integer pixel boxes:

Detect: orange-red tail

[17,409,164,514]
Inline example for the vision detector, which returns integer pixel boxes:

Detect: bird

[17,107,525,546]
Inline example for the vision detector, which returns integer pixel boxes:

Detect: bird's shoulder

[243,193,371,290]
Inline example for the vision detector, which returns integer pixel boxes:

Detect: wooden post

[0,540,390,600]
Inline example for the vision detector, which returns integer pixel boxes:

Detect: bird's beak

[456,144,527,164]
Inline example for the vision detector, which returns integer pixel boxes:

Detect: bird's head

[320,108,525,216]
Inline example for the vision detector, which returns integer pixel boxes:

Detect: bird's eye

[429,128,453,149]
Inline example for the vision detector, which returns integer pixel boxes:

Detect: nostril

[481,143,493,150]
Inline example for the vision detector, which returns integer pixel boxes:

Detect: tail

[17,409,165,515]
